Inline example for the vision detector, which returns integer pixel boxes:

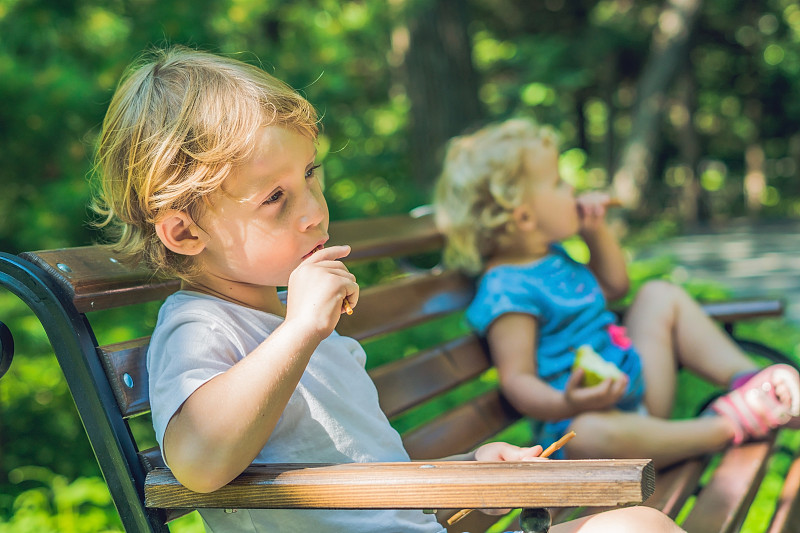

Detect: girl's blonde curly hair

[434,118,558,275]
[91,45,318,280]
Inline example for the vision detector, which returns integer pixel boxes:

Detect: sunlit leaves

[78,7,130,51]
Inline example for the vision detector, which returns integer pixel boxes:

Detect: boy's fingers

[519,445,544,460]
[341,285,359,315]
[305,244,351,262]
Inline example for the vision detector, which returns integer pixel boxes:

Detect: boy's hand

[472,442,545,516]
[285,245,359,340]
[564,367,628,414]
[473,441,544,462]
[576,191,612,233]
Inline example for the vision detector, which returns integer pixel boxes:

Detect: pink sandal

[711,364,800,444]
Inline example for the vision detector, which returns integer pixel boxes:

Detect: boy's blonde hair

[92,46,318,279]
[434,118,558,275]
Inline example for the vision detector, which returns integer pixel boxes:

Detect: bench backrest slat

[20,212,440,314]
[402,390,520,460]
[371,336,491,418]
[101,334,492,422]
[20,248,179,313]
[97,270,478,419]
[336,269,472,341]
[326,211,442,261]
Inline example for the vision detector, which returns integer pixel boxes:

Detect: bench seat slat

[144,459,655,510]
[681,438,775,533]
[551,456,711,524]
[768,454,800,533]
[644,456,709,519]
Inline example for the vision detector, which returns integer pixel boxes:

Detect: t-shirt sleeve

[465,269,543,335]
[147,310,243,462]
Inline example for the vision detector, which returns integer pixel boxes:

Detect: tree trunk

[404,0,484,192]
[611,0,703,213]
[602,54,619,179]
[674,69,707,224]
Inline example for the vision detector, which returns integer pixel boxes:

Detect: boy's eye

[305,164,321,179]
[262,189,284,205]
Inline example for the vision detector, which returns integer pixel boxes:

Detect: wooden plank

[767,454,800,533]
[98,333,492,420]
[20,248,179,313]
[370,336,491,418]
[336,269,473,341]
[328,211,441,262]
[701,299,784,323]
[402,390,521,460]
[680,438,775,533]
[19,213,439,313]
[645,456,710,519]
[144,459,655,510]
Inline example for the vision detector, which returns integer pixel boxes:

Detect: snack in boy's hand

[572,344,623,386]
[309,246,354,315]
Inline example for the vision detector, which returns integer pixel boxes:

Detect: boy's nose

[298,191,326,231]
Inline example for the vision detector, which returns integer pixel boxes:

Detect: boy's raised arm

[163,246,359,493]
[163,318,322,493]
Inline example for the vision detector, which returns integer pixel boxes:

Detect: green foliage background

[3,0,800,531]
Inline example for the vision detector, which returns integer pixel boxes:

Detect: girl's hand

[576,191,612,233]
[285,245,359,341]
[564,367,629,414]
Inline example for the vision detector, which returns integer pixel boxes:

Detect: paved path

[636,219,800,323]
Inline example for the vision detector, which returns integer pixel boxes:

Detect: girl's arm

[162,246,359,493]
[487,312,628,421]
[577,193,629,301]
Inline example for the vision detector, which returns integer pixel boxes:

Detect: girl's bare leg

[551,506,684,533]
[565,410,734,469]
[623,280,757,417]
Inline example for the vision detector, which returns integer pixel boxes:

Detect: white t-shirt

[147,291,443,533]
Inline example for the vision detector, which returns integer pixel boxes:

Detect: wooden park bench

[1,209,799,532]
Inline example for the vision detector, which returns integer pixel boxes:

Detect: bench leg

[520,508,551,533]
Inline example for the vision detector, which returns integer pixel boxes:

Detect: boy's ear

[512,204,537,232]
[155,211,206,256]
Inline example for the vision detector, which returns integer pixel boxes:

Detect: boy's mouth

[302,244,325,260]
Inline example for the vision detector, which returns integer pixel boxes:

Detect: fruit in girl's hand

[572,344,623,386]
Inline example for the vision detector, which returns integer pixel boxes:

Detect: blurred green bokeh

[4,0,800,530]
